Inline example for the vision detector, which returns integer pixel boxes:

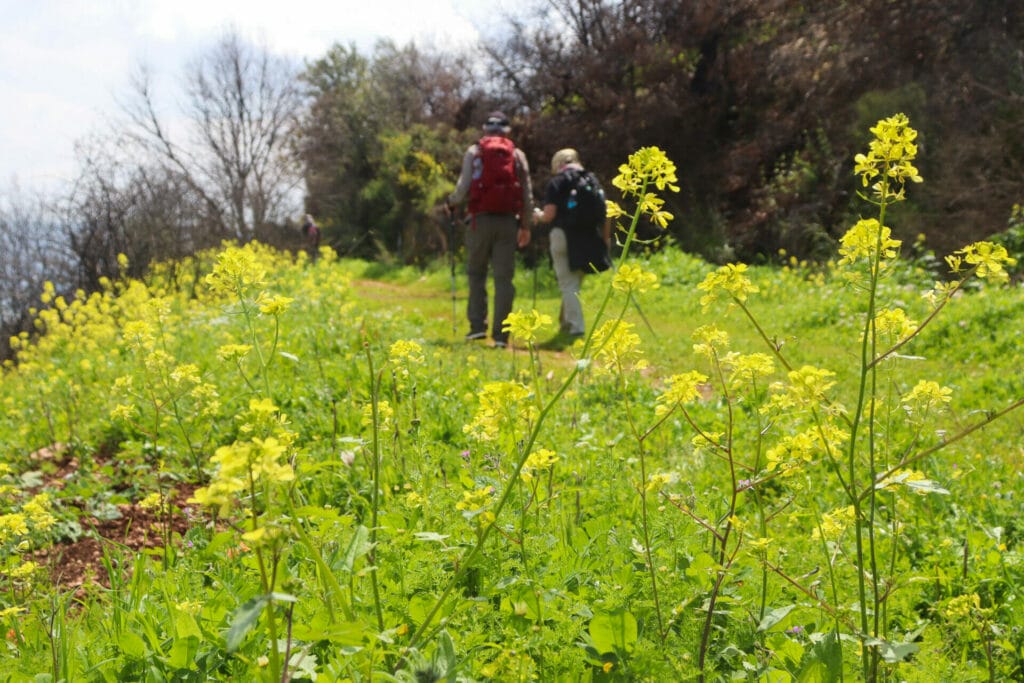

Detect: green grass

[0,242,1022,682]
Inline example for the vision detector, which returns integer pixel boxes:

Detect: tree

[299,40,481,259]
[0,191,75,359]
[122,30,304,241]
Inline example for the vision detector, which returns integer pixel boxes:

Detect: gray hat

[483,111,511,134]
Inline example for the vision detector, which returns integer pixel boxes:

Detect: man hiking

[446,111,533,349]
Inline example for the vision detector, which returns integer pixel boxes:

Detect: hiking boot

[465,330,487,341]
[493,340,508,349]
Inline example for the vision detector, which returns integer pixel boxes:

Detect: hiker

[445,111,533,349]
[301,214,321,261]
[533,148,612,344]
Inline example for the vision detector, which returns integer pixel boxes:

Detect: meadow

[1,126,1023,682]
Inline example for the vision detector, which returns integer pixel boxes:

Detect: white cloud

[0,0,484,194]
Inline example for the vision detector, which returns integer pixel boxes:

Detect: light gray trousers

[549,227,585,335]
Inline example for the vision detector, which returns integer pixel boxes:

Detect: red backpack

[468,136,523,215]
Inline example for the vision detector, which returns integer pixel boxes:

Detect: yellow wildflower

[612,263,660,295]
[501,310,552,345]
[697,263,759,311]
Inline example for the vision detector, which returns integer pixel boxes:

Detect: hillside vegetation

[1,135,1024,681]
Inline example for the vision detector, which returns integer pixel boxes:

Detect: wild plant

[664,113,1023,681]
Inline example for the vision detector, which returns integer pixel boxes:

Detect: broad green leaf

[798,632,843,682]
[173,611,202,640]
[118,630,146,659]
[340,525,372,573]
[168,635,198,670]
[757,604,797,632]
[588,608,638,654]
[226,595,269,652]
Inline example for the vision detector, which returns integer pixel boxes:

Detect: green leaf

[173,610,202,640]
[340,525,372,573]
[226,595,270,652]
[588,608,638,655]
[757,604,796,632]
[434,630,457,676]
[168,635,199,670]
[118,630,147,659]
[798,632,843,682]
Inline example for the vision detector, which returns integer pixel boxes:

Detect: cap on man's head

[551,148,580,174]
[483,111,511,134]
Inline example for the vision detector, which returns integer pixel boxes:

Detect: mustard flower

[813,505,857,541]
[942,593,982,621]
[217,343,253,361]
[204,246,267,296]
[520,448,559,482]
[654,371,709,417]
[612,146,680,196]
[138,492,163,510]
[691,324,730,358]
[697,263,759,311]
[170,363,201,387]
[122,321,155,351]
[256,292,294,315]
[605,200,627,220]
[901,379,952,414]
[389,339,425,366]
[838,219,901,267]
[645,472,673,493]
[22,493,56,532]
[10,561,38,580]
[455,486,494,513]
[591,320,645,371]
[241,527,269,545]
[612,263,660,295]
[361,399,394,432]
[853,113,923,200]
[39,280,56,305]
[874,308,917,340]
[463,381,533,442]
[501,309,552,345]
[766,430,816,474]
[724,352,775,389]
[110,403,137,421]
[0,513,28,544]
[768,366,837,411]
[949,241,1017,284]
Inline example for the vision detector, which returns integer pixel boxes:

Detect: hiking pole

[630,294,658,339]
[531,238,539,309]
[447,206,457,337]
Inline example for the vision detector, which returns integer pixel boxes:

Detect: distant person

[446,111,533,349]
[301,214,320,261]
[533,148,611,345]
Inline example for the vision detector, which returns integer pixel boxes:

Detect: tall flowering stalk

[694,114,1020,681]
[189,245,299,682]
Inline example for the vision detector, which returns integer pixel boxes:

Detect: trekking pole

[630,295,658,339]
[447,207,457,337]
[531,238,539,309]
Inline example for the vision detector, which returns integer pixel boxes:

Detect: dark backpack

[468,136,523,215]
[558,168,606,234]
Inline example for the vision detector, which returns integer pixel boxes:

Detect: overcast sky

[0,0,498,198]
